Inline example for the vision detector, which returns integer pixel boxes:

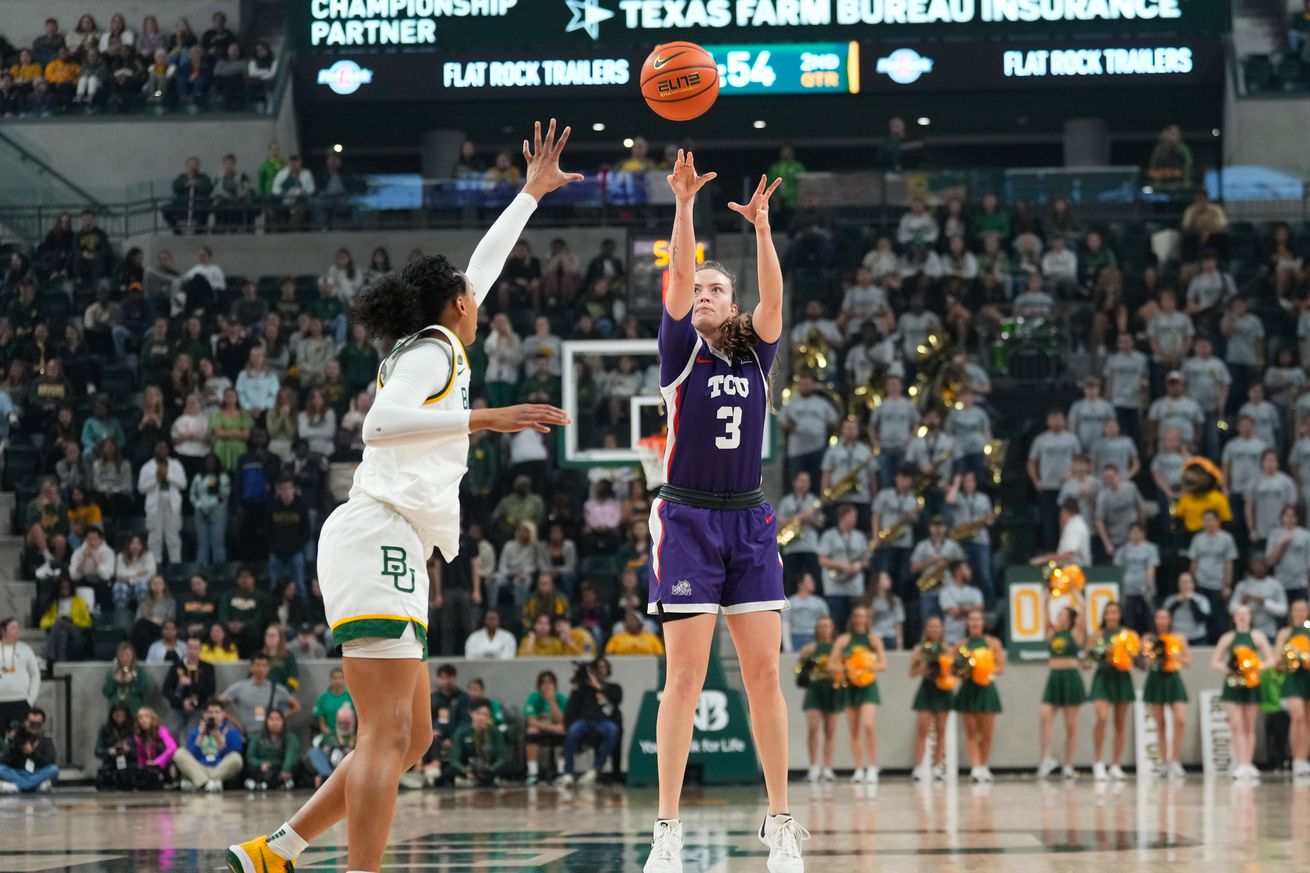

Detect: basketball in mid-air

[641,42,720,121]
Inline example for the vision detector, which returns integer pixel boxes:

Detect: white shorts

[319,496,430,660]
[342,623,424,660]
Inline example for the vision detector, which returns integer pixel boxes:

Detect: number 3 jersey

[658,309,779,494]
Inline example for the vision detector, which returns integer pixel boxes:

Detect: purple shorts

[647,497,786,615]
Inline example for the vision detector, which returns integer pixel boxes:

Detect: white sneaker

[1036,757,1058,779]
[244,779,258,791]
[1167,762,1185,780]
[1240,764,1261,782]
[1092,762,1108,782]
[912,764,930,782]
[932,765,946,782]
[557,773,574,787]
[1293,760,1310,779]
[644,820,683,873]
[760,815,810,873]
[970,767,985,783]
[820,768,836,782]
[1061,765,1076,780]
[0,782,18,794]
[1108,765,1126,781]
[204,779,223,793]
[806,766,821,783]
[179,779,198,792]
[979,767,995,783]
[864,767,879,785]
[577,769,597,786]
[850,768,864,783]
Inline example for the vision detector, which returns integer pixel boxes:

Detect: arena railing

[2,167,1305,244]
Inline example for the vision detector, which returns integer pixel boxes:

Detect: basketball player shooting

[225,119,578,873]
[643,152,808,873]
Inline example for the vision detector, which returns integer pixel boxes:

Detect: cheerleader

[1273,599,1310,779]
[1210,605,1274,782]
[909,616,955,781]
[1085,601,1135,781]
[829,606,886,784]
[1036,605,1086,779]
[954,607,1006,782]
[1141,607,1190,779]
[797,615,840,783]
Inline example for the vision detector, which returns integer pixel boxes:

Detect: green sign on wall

[1004,564,1122,661]
[626,638,758,787]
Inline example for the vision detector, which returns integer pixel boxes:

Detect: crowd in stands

[3,128,1310,788]
[0,11,277,116]
[773,143,1310,654]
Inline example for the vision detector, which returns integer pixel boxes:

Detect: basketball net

[636,433,668,489]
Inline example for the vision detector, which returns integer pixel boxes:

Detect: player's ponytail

[699,259,780,412]
[353,254,466,342]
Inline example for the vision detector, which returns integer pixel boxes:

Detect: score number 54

[717,50,777,90]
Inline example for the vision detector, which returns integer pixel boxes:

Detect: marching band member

[777,471,825,590]
[1085,601,1137,781]
[909,516,965,638]
[1211,605,1274,782]
[910,616,955,781]
[1036,605,1086,780]
[1273,600,1310,780]
[829,606,886,785]
[1141,608,1191,779]
[945,470,995,604]
[954,607,1005,783]
[797,615,840,783]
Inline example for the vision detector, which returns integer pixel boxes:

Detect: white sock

[266,823,309,861]
[527,761,539,776]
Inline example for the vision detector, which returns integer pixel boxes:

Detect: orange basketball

[641,42,719,122]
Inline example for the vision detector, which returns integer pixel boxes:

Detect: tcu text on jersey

[707,375,751,398]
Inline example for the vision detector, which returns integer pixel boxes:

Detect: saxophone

[948,518,987,541]
[823,457,872,501]
[777,498,822,547]
[915,555,951,592]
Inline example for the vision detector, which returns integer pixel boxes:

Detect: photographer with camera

[172,701,244,792]
[163,636,216,735]
[559,657,622,787]
[94,703,139,791]
[0,707,59,794]
[447,700,508,787]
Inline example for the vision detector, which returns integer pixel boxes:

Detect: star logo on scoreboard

[565,0,614,40]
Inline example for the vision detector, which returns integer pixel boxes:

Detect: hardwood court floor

[0,776,1305,872]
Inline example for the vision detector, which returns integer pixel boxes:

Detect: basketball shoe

[227,836,295,873]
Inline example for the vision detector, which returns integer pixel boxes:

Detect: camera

[203,717,218,732]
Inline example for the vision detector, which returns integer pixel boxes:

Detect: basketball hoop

[636,433,667,489]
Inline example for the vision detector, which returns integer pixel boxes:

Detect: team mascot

[1173,456,1230,534]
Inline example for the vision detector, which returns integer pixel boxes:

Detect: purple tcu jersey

[658,309,779,494]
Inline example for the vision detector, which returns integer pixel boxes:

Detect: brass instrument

[777,498,822,547]
[911,332,951,412]
[791,328,835,383]
[915,556,951,592]
[983,438,1007,487]
[948,518,987,541]
[825,538,874,589]
[823,457,872,502]
[910,434,954,494]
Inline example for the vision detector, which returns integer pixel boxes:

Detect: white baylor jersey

[349,323,470,560]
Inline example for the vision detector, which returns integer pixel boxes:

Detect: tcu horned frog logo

[381,546,415,593]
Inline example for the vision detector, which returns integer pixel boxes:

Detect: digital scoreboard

[628,234,713,319]
[708,42,859,95]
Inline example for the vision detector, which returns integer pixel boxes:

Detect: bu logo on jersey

[707,375,750,398]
